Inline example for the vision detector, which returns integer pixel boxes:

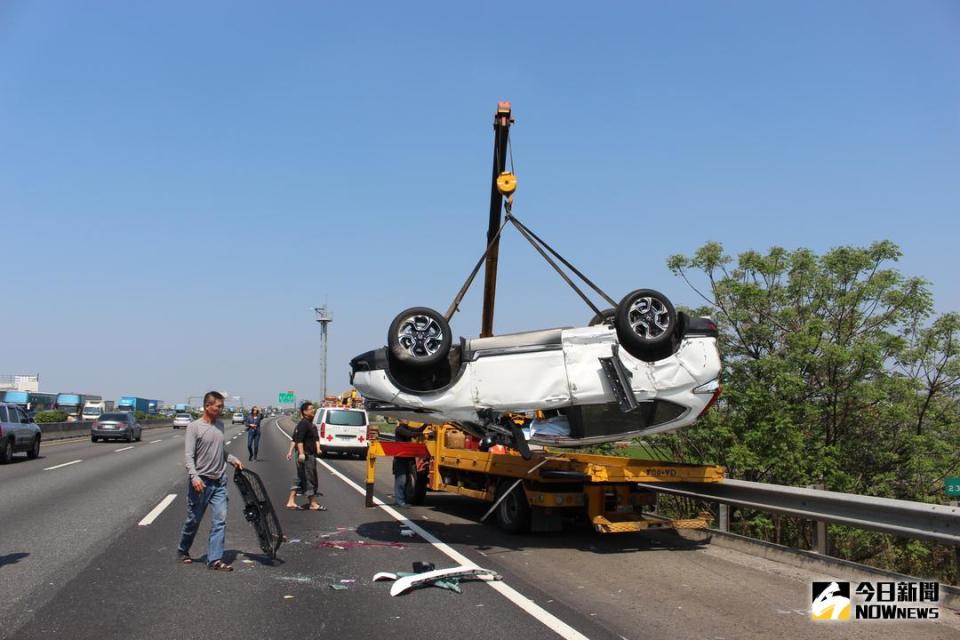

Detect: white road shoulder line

[150,439,163,444]
[139,494,177,526]
[115,446,134,452]
[44,459,83,471]
[271,419,590,640]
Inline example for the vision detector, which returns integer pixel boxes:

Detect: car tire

[388,307,452,369]
[0,438,12,464]
[614,289,678,362]
[494,481,530,534]
[588,308,616,326]
[91,435,98,443]
[127,432,133,443]
[28,436,40,459]
[136,430,142,442]
[409,470,428,505]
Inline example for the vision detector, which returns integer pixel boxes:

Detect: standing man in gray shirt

[177,390,243,571]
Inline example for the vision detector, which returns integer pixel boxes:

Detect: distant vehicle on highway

[26,391,57,415]
[81,400,114,422]
[231,412,245,425]
[172,413,192,429]
[0,401,41,463]
[91,412,142,443]
[314,407,369,459]
[57,393,102,421]
[117,396,156,414]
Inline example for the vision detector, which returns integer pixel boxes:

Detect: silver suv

[0,402,42,463]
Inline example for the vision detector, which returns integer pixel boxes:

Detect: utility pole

[314,305,333,402]
[480,101,513,338]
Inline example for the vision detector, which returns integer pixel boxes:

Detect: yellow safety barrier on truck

[365,423,724,534]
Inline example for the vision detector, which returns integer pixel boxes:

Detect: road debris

[317,540,405,550]
[373,565,503,597]
[329,584,348,591]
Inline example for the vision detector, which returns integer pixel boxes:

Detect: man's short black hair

[204,391,225,406]
[300,401,314,415]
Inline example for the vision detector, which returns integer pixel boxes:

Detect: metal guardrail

[638,478,960,546]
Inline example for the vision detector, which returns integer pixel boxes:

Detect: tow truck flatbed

[365,423,723,534]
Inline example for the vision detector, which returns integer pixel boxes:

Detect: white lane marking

[150,439,163,444]
[115,446,134,452]
[44,459,83,471]
[139,494,177,526]
[271,419,590,640]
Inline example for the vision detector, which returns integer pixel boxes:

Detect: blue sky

[1,1,957,407]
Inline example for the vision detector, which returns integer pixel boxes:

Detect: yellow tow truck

[365,422,723,534]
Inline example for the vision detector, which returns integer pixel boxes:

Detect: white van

[81,401,107,422]
[313,407,369,459]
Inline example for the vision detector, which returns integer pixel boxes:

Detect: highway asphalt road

[2,417,959,639]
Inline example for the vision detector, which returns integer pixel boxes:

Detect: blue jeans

[178,474,228,565]
[246,429,261,459]
[393,471,408,506]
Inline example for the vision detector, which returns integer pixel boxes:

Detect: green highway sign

[946,477,960,497]
[278,392,295,404]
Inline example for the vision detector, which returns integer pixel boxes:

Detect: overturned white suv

[350,289,721,448]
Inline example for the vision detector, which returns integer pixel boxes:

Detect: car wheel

[614,289,677,362]
[0,438,12,464]
[136,430,142,442]
[494,481,530,534]
[388,307,452,368]
[588,308,616,326]
[28,436,40,459]
[127,432,133,443]
[91,435,99,443]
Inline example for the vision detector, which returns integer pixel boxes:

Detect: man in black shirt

[285,401,325,511]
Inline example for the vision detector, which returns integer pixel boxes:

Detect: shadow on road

[354,510,709,556]
[222,549,285,567]
[0,552,30,567]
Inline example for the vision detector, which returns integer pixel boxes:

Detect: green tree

[654,241,959,578]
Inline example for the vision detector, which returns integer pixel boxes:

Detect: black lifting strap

[445,203,618,323]
[444,217,509,321]
[508,213,618,309]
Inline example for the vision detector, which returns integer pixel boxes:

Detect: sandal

[307,504,327,511]
[208,560,233,572]
[177,552,193,564]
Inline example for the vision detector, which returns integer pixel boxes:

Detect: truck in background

[175,403,189,412]
[56,393,102,421]
[1,390,29,410]
[117,396,157,414]
[27,392,57,415]
[81,400,115,421]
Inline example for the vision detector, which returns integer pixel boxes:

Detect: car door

[470,349,572,412]
[4,405,26,446]
[15,407,37,442]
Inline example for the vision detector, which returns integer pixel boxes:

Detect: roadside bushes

[34,410,68,423]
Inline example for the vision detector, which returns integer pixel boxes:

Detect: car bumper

[91,429,131,438]
[320,442,369,454]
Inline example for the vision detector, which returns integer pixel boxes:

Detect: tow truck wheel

[494,482,531,534]
[388,307,452,368]
[408,470,428,505]
[615,289,677,362]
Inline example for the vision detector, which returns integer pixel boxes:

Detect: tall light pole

[314,305,333,402]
